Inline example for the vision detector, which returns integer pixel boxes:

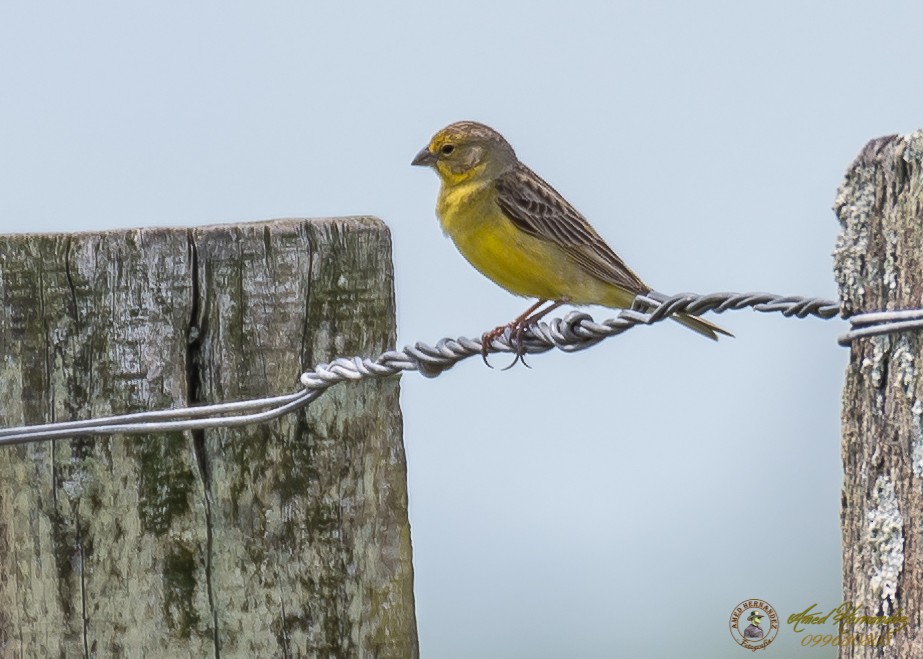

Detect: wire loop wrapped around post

[837,308,923,345]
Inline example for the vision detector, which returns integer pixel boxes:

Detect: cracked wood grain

[0,217,418,658]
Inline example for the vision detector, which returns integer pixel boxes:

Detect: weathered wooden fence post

[0,218,418,657]
[835,132,923,657]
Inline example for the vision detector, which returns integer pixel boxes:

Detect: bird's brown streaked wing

[494,165,649,294]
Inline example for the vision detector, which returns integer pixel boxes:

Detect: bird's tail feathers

[639,290,733,341]
[671,313,733,341]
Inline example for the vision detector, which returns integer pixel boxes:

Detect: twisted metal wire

[0,289,910,447]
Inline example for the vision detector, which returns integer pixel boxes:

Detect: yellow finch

[412,121,730,361]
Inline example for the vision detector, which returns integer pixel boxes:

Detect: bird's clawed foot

[480,319,534,369]
[479,299,566,369]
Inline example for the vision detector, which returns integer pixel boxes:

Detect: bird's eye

[440,144,455,155]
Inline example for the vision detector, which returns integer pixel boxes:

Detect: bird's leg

[481,299,566,369]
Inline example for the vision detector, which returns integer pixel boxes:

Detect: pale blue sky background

[3,2,921,657]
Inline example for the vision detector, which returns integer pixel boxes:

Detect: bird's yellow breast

[435,180,612,303]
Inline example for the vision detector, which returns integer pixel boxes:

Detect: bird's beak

[411,147,437,167]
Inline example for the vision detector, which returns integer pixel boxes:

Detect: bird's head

[412,121,517,184]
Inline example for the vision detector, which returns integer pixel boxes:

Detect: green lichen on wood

[132,432,196,537]
[162,544,202,638]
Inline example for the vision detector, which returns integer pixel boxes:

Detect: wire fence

[0,289,913,446]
